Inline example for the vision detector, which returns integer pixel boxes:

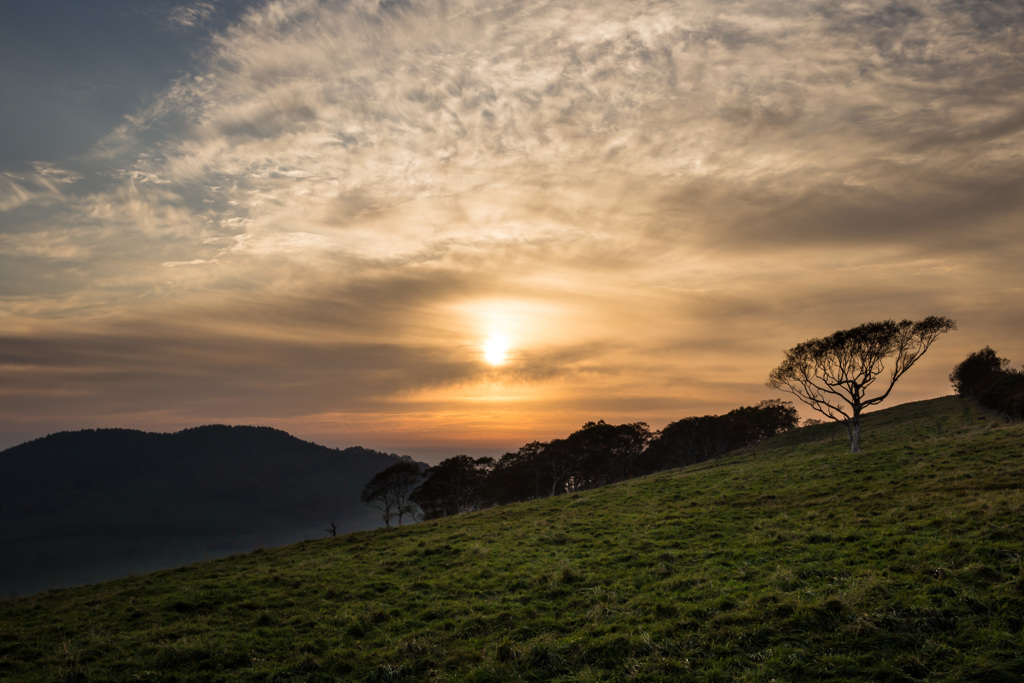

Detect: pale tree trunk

[845,418,862,453]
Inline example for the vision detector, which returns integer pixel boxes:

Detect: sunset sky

[2,0,1022,462]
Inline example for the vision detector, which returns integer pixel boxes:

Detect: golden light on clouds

[2,0,1023,460]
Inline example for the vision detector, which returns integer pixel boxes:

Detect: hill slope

[2,397,1022,680]
[0,426,409,597]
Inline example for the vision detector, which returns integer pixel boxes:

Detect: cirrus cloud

[1,0,1022,457]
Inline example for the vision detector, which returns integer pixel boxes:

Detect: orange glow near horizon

[1,0,1018,464]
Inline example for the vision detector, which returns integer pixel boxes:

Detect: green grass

[2,396,1022,681]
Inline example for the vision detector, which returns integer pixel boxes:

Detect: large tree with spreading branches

[767,316,956,453]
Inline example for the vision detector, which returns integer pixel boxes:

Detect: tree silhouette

[767,316,955,453]
[411,455,494,520]
[563,421,652,488]
[645,401,798,468]
[360,461,423,527]
[489,442,550,504]
[950,348,1024,420]
[949,347,1008,398]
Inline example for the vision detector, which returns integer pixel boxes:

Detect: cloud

[0,163,79,212]
[168,2,218,29]
[2,0,1024,456]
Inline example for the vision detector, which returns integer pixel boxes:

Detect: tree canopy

[410,455,494,520]
[362,401,800,526]
[645,400,799,467]
[949,347,1008,399]
[950,348,1024,420]
[767,316,956,453]
[359,460,423,527]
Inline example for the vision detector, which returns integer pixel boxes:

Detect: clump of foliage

[951,347,1024,420]
[409,401,798,519]
[411,455,494,520]
[646,399,799,467]
[359,460,424,527]
[2,396,1021,681]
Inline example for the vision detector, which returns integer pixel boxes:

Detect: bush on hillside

[979,368,1024,421]
[951,347,1024,420]
[950,347,1008,398]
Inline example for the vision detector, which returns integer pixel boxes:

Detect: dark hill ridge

[0,425,414,597]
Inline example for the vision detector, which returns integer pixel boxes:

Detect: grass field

[1,396,1022,681]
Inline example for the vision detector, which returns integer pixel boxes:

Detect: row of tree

[361,315,984,526]
[360,399,799,525]
[950,347,1024,420]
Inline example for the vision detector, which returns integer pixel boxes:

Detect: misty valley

[0,426,404,597]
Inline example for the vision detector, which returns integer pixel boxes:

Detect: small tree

[951,348,1024,420]
[360,460,423,527]
[767,316,955,453]
[949,347,1008,398]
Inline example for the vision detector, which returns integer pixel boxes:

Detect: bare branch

[766,316,955,452]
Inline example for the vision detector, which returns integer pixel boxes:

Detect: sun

[483,335,510,366]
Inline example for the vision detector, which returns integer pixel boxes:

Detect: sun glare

[484,335,510,365]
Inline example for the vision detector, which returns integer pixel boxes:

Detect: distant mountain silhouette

[0,426,414,597]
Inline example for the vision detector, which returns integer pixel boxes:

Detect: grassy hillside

[2,397,1022,681]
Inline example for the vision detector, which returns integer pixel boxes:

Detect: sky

[1,0,1022,462]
